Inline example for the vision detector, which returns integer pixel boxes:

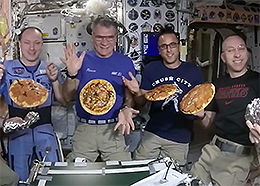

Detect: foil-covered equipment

[3,111,40,133]
[245,98,260,124]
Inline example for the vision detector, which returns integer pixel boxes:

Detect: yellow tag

[42,33,48,37]
[180,44,187,56]
[0,16,8,37]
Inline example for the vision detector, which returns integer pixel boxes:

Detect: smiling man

[122,28,204,166]
[0,27,64,184]
[61,16,138,162]
[191,35,260,186]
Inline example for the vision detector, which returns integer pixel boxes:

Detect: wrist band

[66,71,78,79]
[120,105,128,112]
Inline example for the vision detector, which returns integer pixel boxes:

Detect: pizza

[79,79,116,115]
[9,79,48,108]
[145,84,177,101]
[180,83,215,114]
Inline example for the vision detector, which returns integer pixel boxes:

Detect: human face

[92,24,117,58]
[158,33,180,68]
[19,28,43,66]
[221,35,249,78]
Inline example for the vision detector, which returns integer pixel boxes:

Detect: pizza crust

[180,83,215,114]
[79,79,116,115]
[145,84,177,101]
[9,79,48,108]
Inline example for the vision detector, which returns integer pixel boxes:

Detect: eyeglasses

[224,45,247,54]
[94,35,116,42]
[158,42,179,50]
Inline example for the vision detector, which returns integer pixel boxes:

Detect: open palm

[60,43,86,75]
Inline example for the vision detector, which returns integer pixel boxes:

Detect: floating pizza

[180,83,215,114]
[9,79,48,108]
[80,79,116,115]
[145,84,177,101]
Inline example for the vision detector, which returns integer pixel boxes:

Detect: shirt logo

[39,69,46,74]
[12,67,25,75]
[225,101,233,105]
[86,68,96,73]
[111,71,122,76]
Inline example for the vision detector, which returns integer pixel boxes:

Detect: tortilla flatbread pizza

[80,79,116,115]
[145,84,177,101]
[180,83,215,114]
[9,79,48,108]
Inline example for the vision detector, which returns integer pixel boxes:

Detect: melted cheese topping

[80,79,116,115]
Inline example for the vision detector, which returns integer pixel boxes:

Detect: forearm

[123,88,135,108]
[133,89,147,107]
[52,80,66,106]
[62,77,79,102]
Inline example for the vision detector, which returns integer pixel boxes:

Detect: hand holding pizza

[114,107,140,135]
[0,63,4,82]
[246,120,260,145]
[122,72,141,95]
[46,62,58,82]
[193,109,205,118]
[60,43,86,76]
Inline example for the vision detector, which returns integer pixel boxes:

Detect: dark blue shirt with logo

[141,60,204,143]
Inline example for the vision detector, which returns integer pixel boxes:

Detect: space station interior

[0,0,260,172]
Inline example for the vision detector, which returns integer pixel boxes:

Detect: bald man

[191,35,260,186]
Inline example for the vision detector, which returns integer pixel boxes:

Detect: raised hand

[0,63,4,82]
[60,43,86,76]
[122,72,140,95]
[114,107,140,135]
[46,62,58,82]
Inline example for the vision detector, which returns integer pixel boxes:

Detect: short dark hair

[18,26,43,41]
[91,16,118,35]
[158,28,180,43]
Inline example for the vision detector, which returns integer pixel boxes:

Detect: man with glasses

[61,16,138,162]
[122,28,204,166]
[191,35,260,185]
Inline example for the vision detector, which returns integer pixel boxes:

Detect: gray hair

[91,16,118,35]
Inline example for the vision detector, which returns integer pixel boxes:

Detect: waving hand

[60,43,86,76]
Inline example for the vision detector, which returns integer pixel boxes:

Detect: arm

[60,43,85,102]
[246,120,260,145]
[114,88,139,135]
[0,63,4,84]
[122,71,148,107]
[46,63,66,106]
[194,110,216,128]
[62,77,79,102]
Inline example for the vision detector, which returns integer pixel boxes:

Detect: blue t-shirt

[141,60,204,143]
[76,50,135,121]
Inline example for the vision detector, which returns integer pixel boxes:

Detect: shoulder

[113,52,132,60]
[4,59,20,68]
[144,60,162,69]
[213,74,228,85]
[248,70,260,77]
[181,61,200,70]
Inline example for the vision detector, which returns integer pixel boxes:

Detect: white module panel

[25,14,65,41]
[65,21,94,53]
